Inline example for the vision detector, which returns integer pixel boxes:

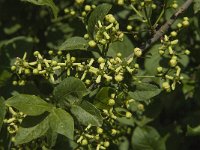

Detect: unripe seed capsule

[97,127,103,134]
[88,40,96,47]
[134,47,142,57]
[81,139,88,146]
[126,111,132,118]
[104,141,110,147]
[108,99,115,106]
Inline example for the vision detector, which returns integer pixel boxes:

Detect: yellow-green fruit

[88,40,96,47]
[157,67,163,73]
[81,139,88,146]
[184,50,190,55]
[108,99,115,106]
[126,111,132,118]
[98,57,105,63]
[12,81,18,86]
[126,25,133,31]
[162,82,170,91]
[134,47,142,57]
[172,3,178,9]
[169,59,177,67]
[170,31,177,37]
[111,129,117,135]
[115,74,123,82]
[182,20,189,27]
[105,14,116,23]
[11,66,16,71]
[33,69,39,75]
[97,127,103,134]
[84,5,91,11]
[104,141,110,147]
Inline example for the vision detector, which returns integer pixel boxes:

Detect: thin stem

[144,7,152,28]
[130,4,143,18]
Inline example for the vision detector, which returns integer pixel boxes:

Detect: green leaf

[6,94,53,116]
[53,77,87,105]
[71,101,103,127]
[194,0,200,14]
[108,35,134,57]
[94,87,114,110]
[0,97,6,131]
[187,125,200,136]
[129,83,161,101]
[15,115,50,145]
[21,0,59,18]
[144,44,162,75]
[131,126,166,150]
[88,3,112,37]
[49,108,74,139]
[58,37,88,51]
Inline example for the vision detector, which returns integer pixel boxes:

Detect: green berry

[169,58,177,67]
[81,139,88,146]
[134,47,142,57]
[184,50,190,55]
[151,4,157,9]
[111,129,117,135]
[177,23,182,28]
[48,50,53,55]
[33,51,39,56]
[88,40,96,48]
[98,57,105,63]
[57,51,62,55]
[97,127,103,134]
[172,3,178,9]
[12,81,18,86]
[115,74,123,82]
[162,82,170,91]
[126,25,133,31]
[105,14,116,23]
[84,34,89,39]
[84,5,91,12]
[170,31,177,37]
[104,141,110,147]
[182,20,189,27]
[25,69,31,75]
[126,111,132,118]
[108,99,115,106]
[51,60,57,66]
[11,66,16,71]
[33,69,39,75]
[157,67,163,73]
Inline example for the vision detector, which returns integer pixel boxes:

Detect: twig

[126,0,193,60]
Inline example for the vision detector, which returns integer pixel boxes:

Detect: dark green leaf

[6,94,53,116]
[21,0,59,18]
[129,83,161,101]
[53,77,87,105]
[0,97,6,131]
[49,108,74,139]
[88,3,112,37]
[15,115,50,145]
[94,87,114,110]
[58,37,88,51]
[108,35,134,57]
[194,0,200,14]
[131,126,166,150]
[144,44,162,75]
[71,101,103,126]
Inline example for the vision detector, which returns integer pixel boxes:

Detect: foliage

[0,0,200,149]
